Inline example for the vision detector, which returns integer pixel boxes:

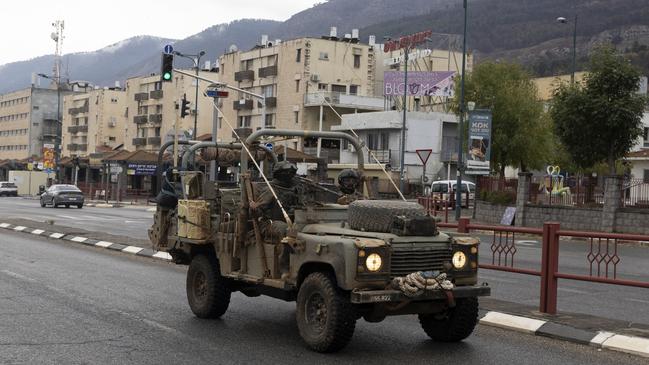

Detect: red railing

[438,218,649,314]
[417,196,450,223]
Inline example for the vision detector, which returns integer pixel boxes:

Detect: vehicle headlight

[452,251,467,269]
[365,253,383,272]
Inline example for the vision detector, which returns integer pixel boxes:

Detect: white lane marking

[601,334,649,357]
[627,298,649,305]
[50,233,65,239]
[122,246,144,254]
[0,270,37,282]
[153,252,172,260]
[13,226,26,231]
[591,331,616,346]
[558,287,589,294]
[31,229,45,235]
[70,236,88,243]
[480,311,546,333]
[515,240,538,246]
[95,241,113,248]
[0,223,10,228]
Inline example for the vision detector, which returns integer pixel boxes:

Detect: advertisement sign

[127,163,157,176]
[466,110,492,173]
[42,145,55,170]
[384,71,455,97]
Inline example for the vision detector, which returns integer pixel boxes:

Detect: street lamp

[556,15,578,84]
[455,0,469,220]
[174,50,206,137]
[37,73,62,181]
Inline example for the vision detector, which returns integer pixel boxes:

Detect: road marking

[515,240,538,246]
[50,233,65,239]
[591,331,616,346]
[0,270,37,282]
[70,236,88,243]
[480,311,546,333]
[0,223,10,228]
[31,229,45,235]
[13,226,26,231]
[601,334,649,358]
[95,241,113,248]
[153,251,172,260]
[122,246,144,254]
[627,298,649,305]
[558,287,589,294]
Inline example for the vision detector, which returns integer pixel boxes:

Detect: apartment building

[217,33,385,162]
[61,88,127,157]
[0,86,70,161]
[123,70,218,153]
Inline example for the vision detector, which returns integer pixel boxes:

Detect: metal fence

[622,178,649,208]
[438,218,649,314]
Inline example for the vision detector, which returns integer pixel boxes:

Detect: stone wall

[615,208,649,235]
[475,201,512,225]
[524,205,602,231]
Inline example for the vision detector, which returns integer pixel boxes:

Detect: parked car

[0,181,18,197]
[40,184,84,208]
[425,180,476,207]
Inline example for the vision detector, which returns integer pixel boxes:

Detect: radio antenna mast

[51,20,65,85]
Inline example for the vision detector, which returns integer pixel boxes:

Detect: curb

[2,221,648,358]
[478,311,649,358]
[0,221,172,262]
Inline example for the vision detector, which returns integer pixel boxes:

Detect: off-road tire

[65,204,70,208]
[348,200,426,233]
[296,272,356,353]
[418,297,479,342]
[186,254,231,319]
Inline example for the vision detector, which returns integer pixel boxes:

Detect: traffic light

[160,53,174,82]
[180,94,191,118]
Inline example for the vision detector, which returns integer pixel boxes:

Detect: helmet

[338,169,361,194]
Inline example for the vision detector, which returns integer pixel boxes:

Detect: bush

[479,190,516,205]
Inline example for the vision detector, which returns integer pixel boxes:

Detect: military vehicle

[149,129,489,353]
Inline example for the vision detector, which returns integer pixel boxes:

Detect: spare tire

[348,200,425,233]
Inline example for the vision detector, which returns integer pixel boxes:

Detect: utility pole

[399,49,409,193]
[455,0,468,220]
[174,50,205,137]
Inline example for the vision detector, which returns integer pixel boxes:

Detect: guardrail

[438,218,649,314]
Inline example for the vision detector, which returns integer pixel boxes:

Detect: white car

[425,180,475,206]
[0,181,19,197]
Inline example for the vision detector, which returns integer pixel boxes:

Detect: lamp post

[174,50,206,137]
[556,15,578,84]
[455,0,469,220]
[37,73,62,181]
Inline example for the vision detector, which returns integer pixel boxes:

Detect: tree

[452,61,552,175]
[550,46,647,174]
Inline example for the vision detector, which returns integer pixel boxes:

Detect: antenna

[51,20,65,84]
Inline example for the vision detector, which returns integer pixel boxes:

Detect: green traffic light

[163,72,172,80]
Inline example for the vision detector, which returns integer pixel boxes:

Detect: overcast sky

[2,0,319,65]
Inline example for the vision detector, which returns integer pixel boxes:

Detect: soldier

[250,161,302,278]
[336,168,365,205]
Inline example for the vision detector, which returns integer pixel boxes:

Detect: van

[425,180,475,206]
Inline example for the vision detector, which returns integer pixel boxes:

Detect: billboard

[42,144,55,170]
[466,110,492,173]
[384,71,455,97]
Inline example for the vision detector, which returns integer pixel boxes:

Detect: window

[262,85,274,98]
[353,54,361,68]
[294,111,299,124]
[644,127,649,147]
[380,133,389,149]
[238,116,251,128]
[296,48,302,62]
[109,136,116,142]
[319,52,329,60]
[138,105,148,115]
[367,133,378,150]
[156,104,163,114]
[318,83,328,91]
[349,85,359,95]
[154,81,162,91]
[295,80,300,93]
[137,128,147,138]
[265,114,274,127]
[155,127,161,137]
[644,169,649,183]
[218,117,223,129]
[331,84,346,93]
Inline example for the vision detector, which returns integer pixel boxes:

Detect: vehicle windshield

[1,183,17,188]
[53,185,81,192]
[452,184,470,193]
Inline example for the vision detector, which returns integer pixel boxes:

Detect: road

[0,197,153,239]
[1,230,645,365]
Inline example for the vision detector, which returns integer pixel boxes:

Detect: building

[332,110,459,193]
[216,33,385,161]
[123,69,218,153]
[61,87,127,157]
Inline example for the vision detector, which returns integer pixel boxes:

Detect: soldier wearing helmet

[336,168,365,204]
[250,161,302,277]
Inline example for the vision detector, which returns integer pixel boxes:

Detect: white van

[425,180,475,206]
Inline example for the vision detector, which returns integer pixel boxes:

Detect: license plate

[69,198,77,201]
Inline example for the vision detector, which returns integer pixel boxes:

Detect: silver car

[40,184,85,208]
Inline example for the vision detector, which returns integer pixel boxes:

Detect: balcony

[67,143,87,152]
[149,114,162,123]
[234,70,254,82]
[67,125,88,133]
[134,115,148,124]
[304,92,385,111]
[233,99,254,111]
[43,127,60,137]
[147,137,161,145]
[134,92,149,102]
[265,97,277,108]
[132,138,147,146]
[258,65,278,78]
[150,90,163,99]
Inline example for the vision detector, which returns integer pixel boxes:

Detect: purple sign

[384,71,455,97]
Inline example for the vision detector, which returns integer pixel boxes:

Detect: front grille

[390,244,452,278]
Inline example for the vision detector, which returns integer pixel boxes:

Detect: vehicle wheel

[348,200,425,233]
[65,204,70,208]
[296,272,356,353]
[77,204,83,209]
[186,254,231,318]
[419,297,479,342]
[40,200,46,208]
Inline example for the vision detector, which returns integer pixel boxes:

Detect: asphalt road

[0,197,153,239]
[1,230,646,365]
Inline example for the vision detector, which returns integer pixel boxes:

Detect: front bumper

[350,284,490,304]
